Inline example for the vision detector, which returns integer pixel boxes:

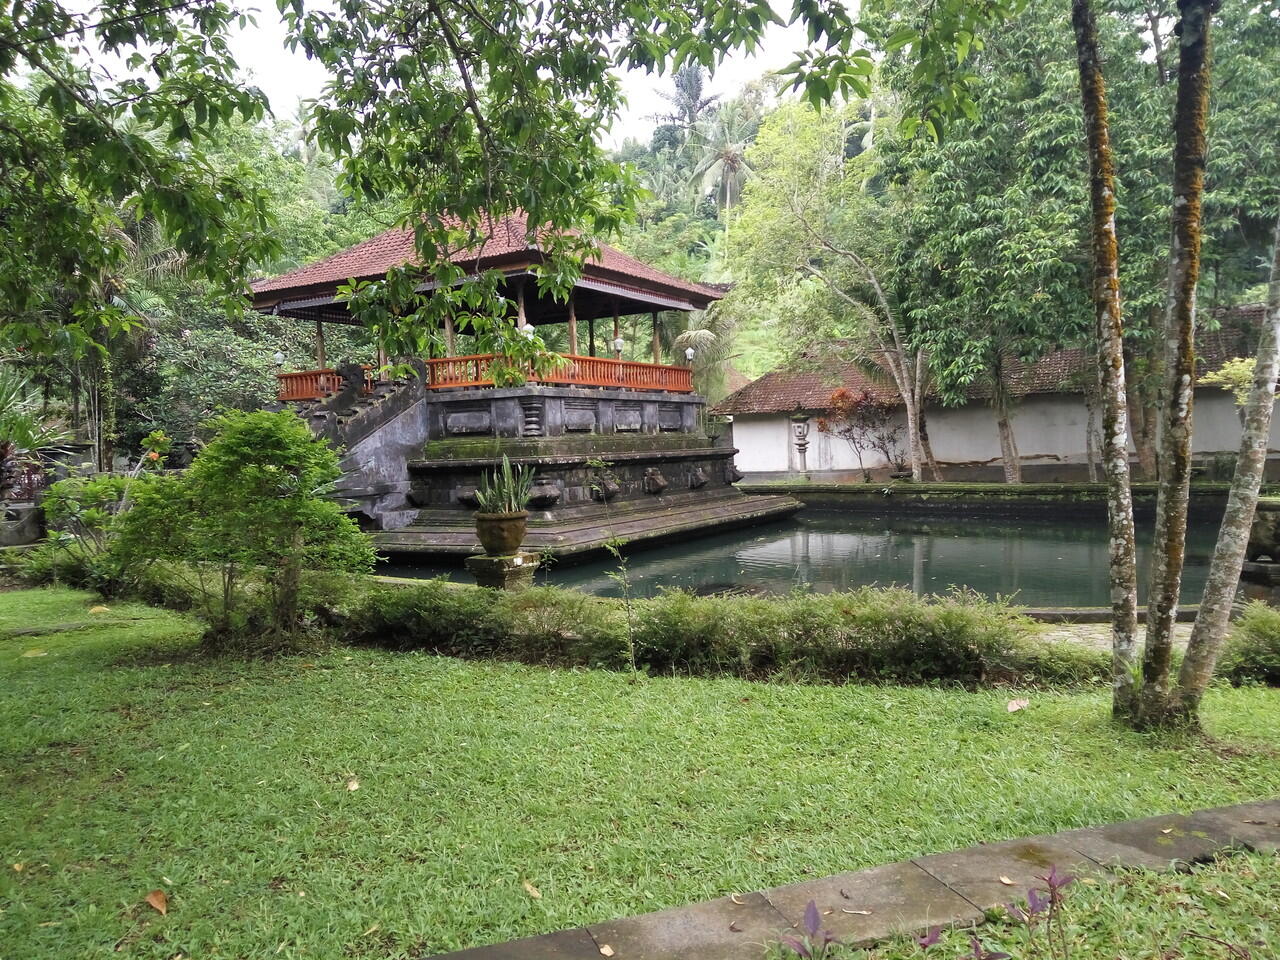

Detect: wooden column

[443,315,456,357]
[314,319,327,368]
[376,337,388,372]
[651,311,661,364]
[567,296,579,355]
[612,299,622,359]
[516,277,528,330]
[588,316,596,357]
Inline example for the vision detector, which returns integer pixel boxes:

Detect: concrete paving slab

[763,860,982,947]
[1187,799,1280,854]
[914,837,1097,910]
[586,892,789,960]
[1062,813,1227,870]
[427,927,600,959]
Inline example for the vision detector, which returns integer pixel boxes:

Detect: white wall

[732,390,1275,474]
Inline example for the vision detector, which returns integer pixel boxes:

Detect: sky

[223,6,812,148]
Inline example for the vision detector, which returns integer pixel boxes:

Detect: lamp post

[684,345,695,366]
[791,412,811,478]
[273,351,286,369]
[612,335,625,360]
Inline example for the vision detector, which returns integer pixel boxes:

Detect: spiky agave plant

[474,454,534,514]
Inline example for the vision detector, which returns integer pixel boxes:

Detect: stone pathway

[1037,621,1194,651]
[430,799,1280,959]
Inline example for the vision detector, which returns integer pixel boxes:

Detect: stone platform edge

[428,798,1280,959]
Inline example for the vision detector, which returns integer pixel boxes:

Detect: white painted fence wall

[729,390,1271,474]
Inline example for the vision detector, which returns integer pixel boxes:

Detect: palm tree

[0,368,70,503]
[654,65,720,134]
[689,102,759,212]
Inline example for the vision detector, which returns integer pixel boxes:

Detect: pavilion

[248,213,799,560]
[250,212,722,400]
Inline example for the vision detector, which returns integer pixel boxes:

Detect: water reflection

[383,511,1219,608]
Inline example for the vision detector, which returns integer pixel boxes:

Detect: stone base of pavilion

[374,488,800,560]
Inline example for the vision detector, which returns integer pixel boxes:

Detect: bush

[342,580,1106,687]
[113,411,376,652]
[1219,601,1280,686]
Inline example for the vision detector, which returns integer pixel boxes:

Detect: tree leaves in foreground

[0,0,280,355]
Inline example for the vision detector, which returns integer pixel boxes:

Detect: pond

[381,509,1223,608]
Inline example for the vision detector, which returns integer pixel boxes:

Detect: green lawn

[2,587,1279,959]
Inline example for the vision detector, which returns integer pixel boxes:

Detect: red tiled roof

[713,316,1264,416]
[250,212,722,306]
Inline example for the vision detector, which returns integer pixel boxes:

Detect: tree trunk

[1172,213,1280,722]
[1073,0,1141,716]
[1139,0,1214,727]
[1085,386,1099,483]
[995,406,1022,484]
[919,408,942,481]
[901,386,924,481]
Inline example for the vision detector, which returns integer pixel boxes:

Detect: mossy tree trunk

[1138,0,1215,727]
[1173,213,1280,722]
[1073,0,1141,716]
[919,409,942,481]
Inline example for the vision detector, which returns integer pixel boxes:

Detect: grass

[1,587,1278,959]
[841,853,1279,959]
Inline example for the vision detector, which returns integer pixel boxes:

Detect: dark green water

[381,510,1222,607]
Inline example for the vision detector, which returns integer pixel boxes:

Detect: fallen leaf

[145,890,168,915]
[522,880,541,899]
[1160,828,1173,834]
[839,888,851,899]
[998,876,1015,886]
[362,925,380,937]
[1243,819,1268,825]
[729,921,742,932]
[1007,698,1029,713]
[1215,889,1230,901]
[345,777,360,792]
[729,893,745,905]
[842,908,873,915]
[21,649,47,658]
[599,946,615,957]
[88,605,110,614]
[12,863,22,872]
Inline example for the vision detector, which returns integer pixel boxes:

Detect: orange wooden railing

[276,366,376,403]
[279,355,694,401]
[424,353,694,393]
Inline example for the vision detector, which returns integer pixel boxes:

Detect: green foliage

[114,410,375,649]
[0,367,69,497]
[32,467,167,597]
[1219,600,1280,686]
[343,580,1104,686]
[474,455,534,514]
[0,4,278,354]
[1200,357,1257,407]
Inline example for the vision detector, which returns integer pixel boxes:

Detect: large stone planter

[474,510,528,556]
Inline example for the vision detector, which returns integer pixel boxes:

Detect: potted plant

[473,455,535,555]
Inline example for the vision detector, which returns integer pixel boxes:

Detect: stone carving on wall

[564,399,597,433]
[614,402,643,432]
[445,410,493,435]
[591,475,621,501]
[689,467,708,489]
[658,403,682,432]
[528,479,563,508]
[643,467,668,494]
[455,485,481,508]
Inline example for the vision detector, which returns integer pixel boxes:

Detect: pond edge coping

[425,797,1280,959]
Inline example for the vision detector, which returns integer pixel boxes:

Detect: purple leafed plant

[778,900,842,959]
[915,926,943,950]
